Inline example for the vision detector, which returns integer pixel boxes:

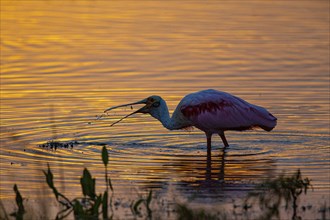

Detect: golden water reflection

[1,0,329,211]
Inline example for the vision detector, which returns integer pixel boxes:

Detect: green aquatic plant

[174,170,313,220]
[5,154,327,220]
[131,190,153,219]
[43,145,113,219]
[9,184,25,220]
[245,169,312,220]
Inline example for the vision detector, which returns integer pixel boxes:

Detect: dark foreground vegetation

[1,145,329,220]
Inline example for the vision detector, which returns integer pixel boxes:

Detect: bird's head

[104,95,166,126]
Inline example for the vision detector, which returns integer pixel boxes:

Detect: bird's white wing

[177,89,276,132]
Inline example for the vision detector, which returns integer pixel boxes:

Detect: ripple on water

[1,0,328,213]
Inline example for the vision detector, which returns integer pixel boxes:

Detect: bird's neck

[159,110,175,130]
[155,102,186,130]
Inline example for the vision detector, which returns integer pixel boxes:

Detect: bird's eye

[152,102,160,107]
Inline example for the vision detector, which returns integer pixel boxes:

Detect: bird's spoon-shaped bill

[104,98,148,127]
[104,99,147,113]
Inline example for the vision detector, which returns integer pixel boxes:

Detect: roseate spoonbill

[104,89,277,150]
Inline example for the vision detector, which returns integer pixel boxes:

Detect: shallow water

[1,0,329,218]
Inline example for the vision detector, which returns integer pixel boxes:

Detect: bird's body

[104,89,277,150]
[170,89,276,132]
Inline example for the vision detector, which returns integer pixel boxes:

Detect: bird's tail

[252,105,277,131]
[259,123,276,131]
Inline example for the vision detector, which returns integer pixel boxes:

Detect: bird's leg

[219,147,226,182]
[219,132,229,148]
[206,133,212,179]
[206,133,212,159]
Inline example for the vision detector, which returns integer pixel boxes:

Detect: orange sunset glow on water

[1,1,329,219]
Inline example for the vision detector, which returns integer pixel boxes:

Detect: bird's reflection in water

[205,147,226,184]
[115,142,276,202]
[163,146,276,201]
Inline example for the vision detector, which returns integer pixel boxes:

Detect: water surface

[1,0,329,218]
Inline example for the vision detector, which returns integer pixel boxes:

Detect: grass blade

[102,146,109,166]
